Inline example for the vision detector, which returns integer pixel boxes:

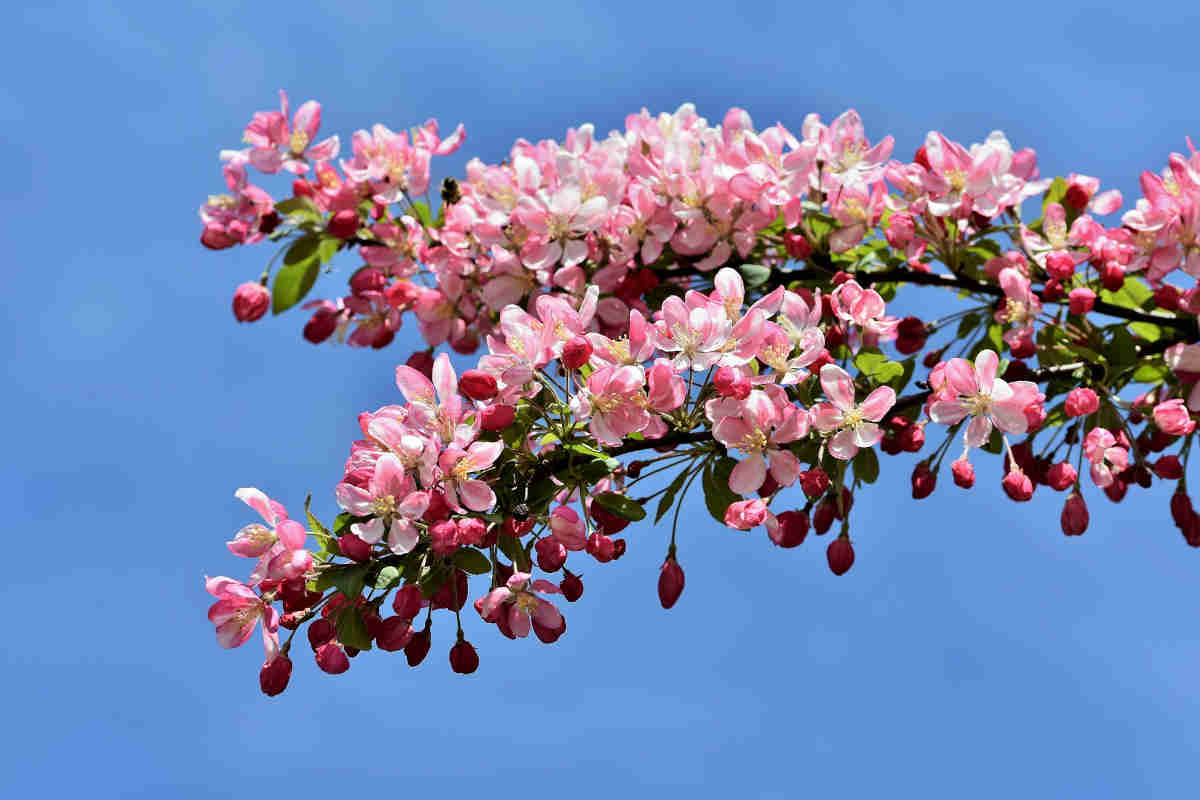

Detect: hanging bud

[1171,492,1194,529]
[1068,288,1096,314]
[458,369,498,401]
[899,422,926,453]
[783,231,812,260]
[429,520,459,557]
[1103,478,1128,503]
[560,570,584,602]
[562,336,593,369]
[800,468,831,498]
[768,510,809,548]
[586,533,616,562]
[713,366,751,399]
[813,498,836,535]
[479,404,516,431]
[536,536,568,572]
[826,536,855,576]
[658,557,685,609]
[911,461,937,499]
[895,317,928,355]
[307,618,336,650]
[315,642,350,674]
[338,533,372,562]
[392,584,424,620]
[1061,493,1089,536]
[232,282,271,322]
[590,503,630,535]
[532,614,567,644]
[376,617,414,651]
[259,655,292,697]
[951,458,975,489]
[1046,461,1077,491]
[328,208,360,239]
[1154,455,1184,480]
[1002,469,1034,502]
[449,638,479,675]
[404,621,432,667]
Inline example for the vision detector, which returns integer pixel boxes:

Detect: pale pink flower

[244,90,339,175]
[437,440,503,512]
[928,350,1034,448]
[1084,428,1129,489]
[713,387,807,493]
[227,487,307,557]
[568,364,651,445]
[1154,399,1196,436]
[480,572,564,638]
[811,364,895,460]
[205,576,279,661]
[334,454,431,554]
[549,506,587,551]
[652,295,731,371]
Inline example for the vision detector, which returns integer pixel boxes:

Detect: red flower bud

[560,570,584,602]
[783,231,812,260]
[303,307,340,343]
[259,655,292,696]
[899,422,926,453]
[338,533,372,562]
[812,498,836,535]
[504,517,534,537]
[1064,388,1099,418]
[392,584,424,620]
[455,517,487,548]
[1068,288,1096,315]
[449,639,479,675]
[536,536,568,572]
[612,538,627,559]
[768,510,809,548]
[589,503,630,536]
[1170,492,1194,529]
[404,622,432,667]
[405,350,435,379]
[713,366,751,399]
[232,282,271,322]
[307,618,336,650]
[349,267,386,295]
[1154,285,1180,311]
[561,336,593,369]
[911,461,937,499]
[315,642,350,674]
[800,468,830,498]
[1045,250,1077,281]
[1002,469,1034,502]
[1061,493,1089,536]
[422,490,451,523]
[1046,461,1078,491]
[1042,278,1065,303]
[658,557,685,609]
[292,179,315,198]
[429,569,469,612]
[587,532,615,562]
[328,208,360,239]
[532,614,567,644]
[1103,478,1128,503]
[479,404,516,431]
[826,536,855,576]
[376,616,414,651]
[1154,455,1184,480]
[895,316,928,355]
[1064,183,1091,211]
[1101,262,1125,291]
[458,369,498,401]
[429,520,458,557]
[951,458,975,489]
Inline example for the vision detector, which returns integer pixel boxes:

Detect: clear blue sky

[4,1,1199,796]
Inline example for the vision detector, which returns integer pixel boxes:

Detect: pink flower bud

[800,468,830,498]
[562,336,593,369]
[895,316,927,355]
[713,366,751,399]
[1154,455,1184,480]
[899,422,926,453]
[338,533,372,562]
[1061,493,1089,536]
[479,404,516,431]
[328,208,360,239]
[315,642,350,674]
[1044,250,1077,281]
[1068,288,1096,315]
[259,655,292,696]
[1101,262,1125,291]
[768,510,809,548]
[1042,278,1065,303]
[724,499,769,530]
[405,350,435,379]
[232,282,271,322]
[392,585,424,620]
[1153,399,1196,436]
[950,458,975,489]
[1046,461,1078,491]
[458,369,498,401]
[885,213,914,248]
[422,490,451,523]
[303,307,340,343]
[1064,388,1100,418]
[589,502,630,535]
[349,267,386,295]
[586,532,616,562]
[376,616,414,651]
[307,618,336,650]
[404,623,431,667]
[429,520,458,556]
[455,518,487,548]
[449,639,479,674]
[826,536,855,576]
[658,557,685,609]
[560,570,584,602]
[429,569,469,611]
[783,231,812,260]
[911,461,937,499]
[532,613,567,644]
[813,498,836,535]
[536,536,568,572]
[1002,469,1034,502]
[1154,285,1180,311]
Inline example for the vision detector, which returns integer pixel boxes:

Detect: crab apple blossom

[202,96,1200,694]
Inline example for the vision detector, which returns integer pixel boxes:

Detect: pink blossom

[712,387,808,493]
[205,576,279,661]
[243,90,339,175]
[549,506,587,551]
[1154,399,1196,436]
[724,499,770,530]
[811,364,895,460]
[334,454,430,554]
[928,350,1034,449]
[1084,428,1129,489]
[480,572,564,639]
[568,364,650,446]
[437,441,504,512]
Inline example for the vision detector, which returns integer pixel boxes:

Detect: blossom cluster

[200,96,1200,697]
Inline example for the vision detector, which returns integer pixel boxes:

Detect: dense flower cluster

[201,94,1200,696]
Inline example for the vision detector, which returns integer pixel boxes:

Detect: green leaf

[272,235,322,313]
[409,201,434,228]
[318,236,340,263]
[885,357,916,394]
[701,457,741,525]
[336,607,373,651]
[1108,327,1138,368]
[853,446,879,484]
[497,534,532,572]
[956,312,982,339]
[739,263,772,289]
[1130,321,1163,342]
[333,563,369,602]
[573,457,619,485]
[981,428,1004,455]
[1100,277,1154,311]
[1042,177,1068,215]
[372,565,401,590]
[655,467,692,523]
[853,348,904,385]
[304,494,331,539]
[1132,362,1169,383]
[455,548,493,575]
[593,491,647,522]
[274,196,322,224]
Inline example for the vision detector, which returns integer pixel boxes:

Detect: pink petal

[974,350,999,394]
[860,386,896,421]
[729,454,767,494]
[819,364,855,410]
[275,519,307,551]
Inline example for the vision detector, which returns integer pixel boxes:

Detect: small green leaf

[318,236,340,263]
[853,446,879,484]
[702,457,741,525]
[739,263,772,288]
[336,607,373,651]
[372,565,401,590]
[593,492,647,522]
[1130,321,1163,342]
[1042,177,1068,215]
[272,234,322,313]
[304,494,331,539]
[333,563,369,602]
[455,548,493,575]
[409,201,434,228]
[655,467,692,523]
[1132,362,1169,383]
[274,196,322,224]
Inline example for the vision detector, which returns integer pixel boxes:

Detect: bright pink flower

[712,387,808,492]
[437,441,503,512]
[724,499,770,530]
[480,572,563,639]
[811,364,895,460]
[244,90,339,175]
[1084,428,1129,489]
[227,487,307,557]
[1064,388,1100,418]
[652,296,731,371]
[334,454,430,554]
[928,350,1033,449]
[205,576,279,661]
[1154,399,1196,436]
[568,364,650,446]
[549,506,587,551]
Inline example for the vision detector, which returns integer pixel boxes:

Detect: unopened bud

[315,642,350,674]
[951,458,975,489]
[376,616,414,651]
[232,282,271,322]
[658,557,685,609]
[561,336,593,369]
[826,536,855,576]
[458,369,498,401]
[404,622,432,667]
[259,655,292,696]
[911,461,937,499]
[560,570,584,602]
[449,638,479,675]
[768,510,809,548]
[1002,469,1034,502]
[1061,493,1089,536]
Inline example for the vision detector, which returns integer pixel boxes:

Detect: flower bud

[783,231,812,260]
[713,366,751,399]
[1153,399,1196,436]
[315,642,350,674]
[1154,455,1184,480]
[561,336,593,369]
[404,622,432,667]
[338,533,372,562]
[658,557,685,609]
[349,267,386,295]
[1045,461,1077,491]
[895,317,927,355]
[951,458,975,489]
[1042,278,1065,303]
[1101,262,1125,292]
[899,422,926,453]
[1068,288,1096,315]
[430,520,459,557]
[911,461,937,499]
[1104,478,1128,503]
[1045,251,1077,281]
[307,618,336,650]
[455,517,487,548]
[800,468,830,498]
[303,306,340,343]
[1061,493,1089,536]
[612,538,627,559]
[392,584,424,620]
[373,616,412,651]
[1154,284,1180,311]
[589,503,630,535]
[768,510,809,548]
[232,282,271,322]
[429,569,469,611]
[826,536,855,576]
[405,350,435,379]
[259,655,292,696]
[1064,388,1099,418]
[560,570,584,602]
[1002,469,1034,502]
[328,208,360,239]
[422,490,451,523]
[724,498,769,530]
[458,369,498,401]
[885,213,914,248]
[813,497,836,535]
[586,532,616,562]
[449,639,479,675]
[480,404,516,431]
[292,179,315,198]
[1171,492,1194,528]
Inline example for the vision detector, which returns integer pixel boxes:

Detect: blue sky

[4,1,1200,796]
